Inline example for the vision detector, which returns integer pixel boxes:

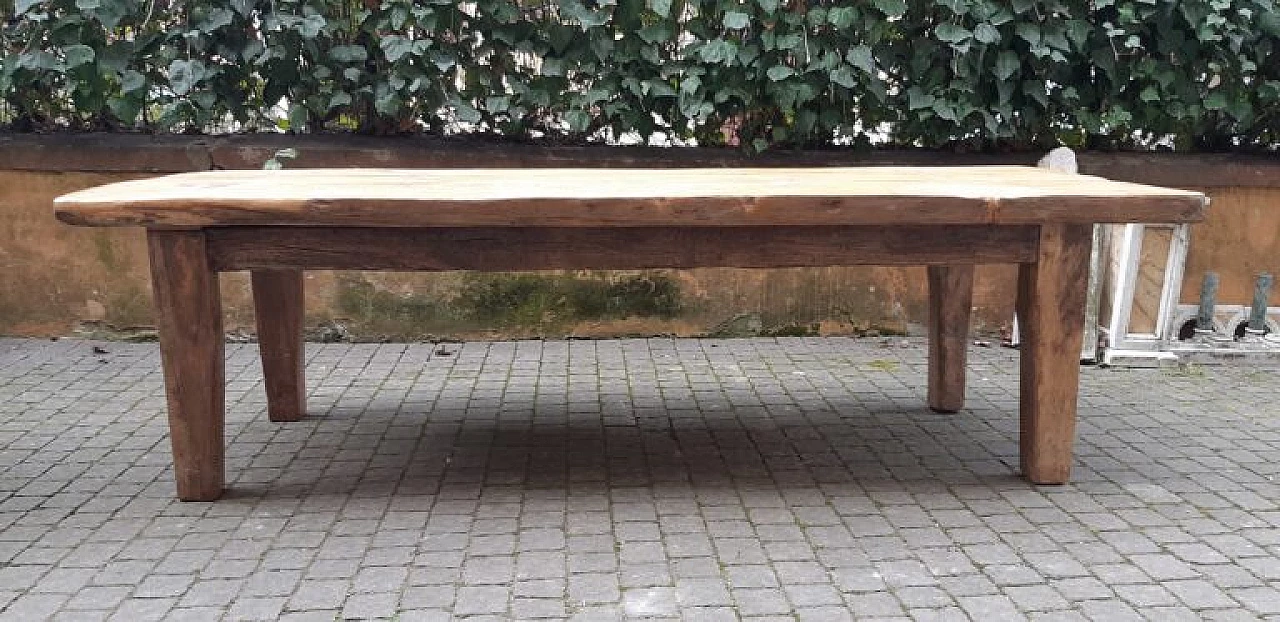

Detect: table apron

[205,225,1040,272]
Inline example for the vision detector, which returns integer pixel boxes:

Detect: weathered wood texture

[207,225,1039,271]
[147,230,225,501]
[1017,224,1093,485]
[927,265,975,413]
[54,167,1207,228]
[251,269,306,423]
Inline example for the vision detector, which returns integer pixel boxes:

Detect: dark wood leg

[148,230,224,501]
[251,269,306,422]
[927,265,974,413]
[1017,224,1092,484]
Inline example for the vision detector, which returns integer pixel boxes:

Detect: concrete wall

[1181,187,1280,307]
[1,135,1275,341]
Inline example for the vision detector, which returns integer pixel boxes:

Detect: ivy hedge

[2,0,1278,151]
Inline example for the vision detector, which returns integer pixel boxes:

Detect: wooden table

[55,167,1207,501]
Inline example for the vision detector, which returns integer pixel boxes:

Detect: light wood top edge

[54,195,1208,228]
[54,166,1208,228]
[54,166,1207,204]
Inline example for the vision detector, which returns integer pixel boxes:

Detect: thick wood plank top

[55,166,1207,228]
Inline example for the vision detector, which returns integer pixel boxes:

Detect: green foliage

[2,0,1277,151]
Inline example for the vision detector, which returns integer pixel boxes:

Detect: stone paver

[0,337,1278,620]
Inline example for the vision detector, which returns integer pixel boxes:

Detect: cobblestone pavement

[1,337,1278,621]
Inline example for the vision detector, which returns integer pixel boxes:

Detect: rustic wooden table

[55,167,1207,501]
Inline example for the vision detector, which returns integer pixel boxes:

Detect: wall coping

[2,133,1277,189]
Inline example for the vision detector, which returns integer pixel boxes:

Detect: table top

[55,166,1207,228]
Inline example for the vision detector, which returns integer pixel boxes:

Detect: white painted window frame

[1097,223,1191,366]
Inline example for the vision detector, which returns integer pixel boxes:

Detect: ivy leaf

[1204,91,1228,110]
[485,95,511,112]
[108,94,143,124]
[698,39,738,65]
[1045,31,1069,51]
[996,77,1015,103]
[982,111,1000,136]
[774,33,803,52]
[993,50,1019,80]
[380,36,416,63]
[872,0,906,17]
[287,103,307,132]
[202,8,234,31]
[450,98,481,122]
[680,75,700,94]
[583,87,611,105]
[846,45,875,74]
[651,0,672,17]
[987,8,1014,25]
[932,99,958,121]
[541,57,565,76]
[766,66,795,81]
[191,90,215,112]
[829,65,858,88]
[560,0,611,29]
[298,15,326,38]
[119,69,145,93]
[827,7,856,28]
[86,0,131,28]
[907,87,935,110]
[431,51,456,71]
[15,0,41,14]
[1140,86,1160,102]
[974,23,1001,44]
[1065,19,1090,50]
[75,0,100,9]
[1101,106,1132,126]
[167,59,204,95]
[723,11,750,29]
[18,51,59,70]
[1016,23,1040,46]
[328,92,352,110]
[638,23,672,43]
[1023,79,1048,107]
[63,45,96,68]
[935,23,973,44]
[643,80,676,97]
[1260,80,1280,100]
[565,109,592,131]
[757,0,779,12]
[330,45,368,63]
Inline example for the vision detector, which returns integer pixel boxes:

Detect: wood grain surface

[206,225,1040,271]
[55,167,1208,228]
[147,230,225,501]
[927,265,975,413]
[1017,223,1093,485]
[251,269,307,423]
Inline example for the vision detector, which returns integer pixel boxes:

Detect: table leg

[147,230,225,501]
[927,265,974,413]
[251,269,307,422]
[1017,224,1092,484]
